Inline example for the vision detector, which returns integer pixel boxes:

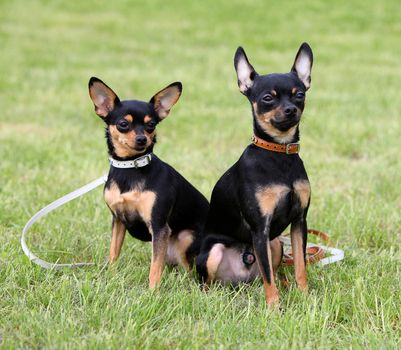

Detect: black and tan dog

[89,78,209,288]
[196,43,313,305]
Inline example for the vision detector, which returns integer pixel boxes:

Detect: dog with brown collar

[196,43,313,305]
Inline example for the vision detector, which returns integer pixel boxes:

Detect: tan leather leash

[279,229,343,267]
[20,154,153,269]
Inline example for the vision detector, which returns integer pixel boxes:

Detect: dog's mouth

[120,143,149,156]
[271,117,300,131]
[123,141,148,152]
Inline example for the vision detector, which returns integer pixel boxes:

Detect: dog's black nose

[284,106,297,117]
[135,135,147,146]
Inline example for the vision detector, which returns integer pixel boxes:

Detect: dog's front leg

[253,217,279,306]
[149,225,170,289]
[290,217,308,292]
[109,217,126,263]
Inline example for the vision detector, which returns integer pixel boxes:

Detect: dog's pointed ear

[149,82,182,120]
[88,77,120,118]
[291,43,313,90]
[234,47,257,94]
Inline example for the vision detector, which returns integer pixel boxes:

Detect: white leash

[21,175,108,269]
[21,151,343,270]
[20,153,154,270]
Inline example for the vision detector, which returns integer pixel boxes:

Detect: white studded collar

[109,153,152,169]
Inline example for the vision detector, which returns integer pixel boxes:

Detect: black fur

[106,157,208,247]
[89,77,209,281]
[196,43,313,302]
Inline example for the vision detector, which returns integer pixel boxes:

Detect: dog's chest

[256,179,311,216]
[104,181,156,224]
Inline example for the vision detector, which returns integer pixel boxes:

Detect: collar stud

[109,153,152,169]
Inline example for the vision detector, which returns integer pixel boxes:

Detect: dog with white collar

[89,77,209,288]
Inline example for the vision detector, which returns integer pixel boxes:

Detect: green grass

[1,0,400,348]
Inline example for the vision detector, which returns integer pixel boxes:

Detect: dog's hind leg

[270,237,283,274]
[166,229,195,271]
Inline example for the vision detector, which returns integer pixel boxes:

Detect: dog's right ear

[88,77,120,119]
[234,47,257,94]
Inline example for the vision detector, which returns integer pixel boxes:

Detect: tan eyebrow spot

[292,88,297,95]
[271,90,277,96]
[124,115,133,123]
[144,115,151,123]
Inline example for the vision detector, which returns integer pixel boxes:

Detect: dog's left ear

[291,42,313,90]
[149,82,182,120]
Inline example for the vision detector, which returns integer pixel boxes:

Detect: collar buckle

[286,143,300,154]
[109,153,152,169]
[132,153,152,168]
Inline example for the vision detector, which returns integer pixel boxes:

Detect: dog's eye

[145,121,156,132]
[117,120,130,132]
[295,91,305,100]
[262,94,274,104]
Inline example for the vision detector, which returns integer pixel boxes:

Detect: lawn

[0,0,400,348]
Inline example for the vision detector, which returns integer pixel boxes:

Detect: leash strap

[279,229,344,266]
[21,173,343,269]
[21,174,108,269]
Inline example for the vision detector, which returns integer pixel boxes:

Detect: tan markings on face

[206,243,225,284]
[293,179,311,208]
[124,114,133,123]
[255,184,290,216]
[144,115,151,123]
[109,125,139,157]
[144,129,156,139]
[290,223,308,291]
[166,230,194,271]
[271,90,277,96]
[252,103,298,143]
[104,181,156,224]
[292,88,297,95]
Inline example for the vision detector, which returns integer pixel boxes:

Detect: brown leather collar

[252,135,300,154]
